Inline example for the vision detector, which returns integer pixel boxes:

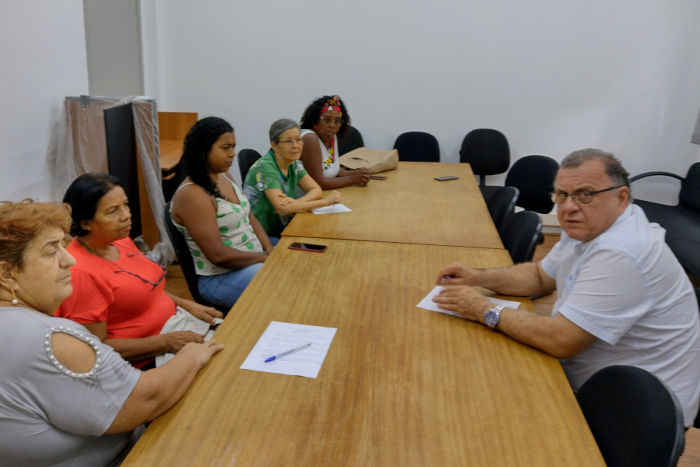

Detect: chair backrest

[504,155,559,214]
[162,201,218,308]
[576,365,685,467]
[696,286,700,429]
[679,162,700,213]
[393,131,440,162]
[459,128,510,177]
[499,211,541,263]
[487,186,520,231]
[338,126,365,156]
[238,149,262,184]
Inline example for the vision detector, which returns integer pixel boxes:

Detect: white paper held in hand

[240,321,337,378]
[417,286,521,318]
[312,204,352,214]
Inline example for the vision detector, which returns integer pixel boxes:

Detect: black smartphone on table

[289,242,328,253]
[434,176,459,181]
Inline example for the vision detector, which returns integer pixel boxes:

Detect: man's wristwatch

[484,305,504,330]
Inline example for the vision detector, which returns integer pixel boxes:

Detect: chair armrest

[630,171,685,183]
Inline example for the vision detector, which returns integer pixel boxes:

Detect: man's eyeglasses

[278,138,303,146]
[113,253,167,291]
[319,116,342,126]
[550,185,626,205]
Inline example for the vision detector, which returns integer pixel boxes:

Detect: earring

[10,287,18,306]
[313,125,317,130]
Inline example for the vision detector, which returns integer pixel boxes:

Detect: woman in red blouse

[56,173,223,369]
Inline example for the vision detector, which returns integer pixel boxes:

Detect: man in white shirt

[434,148,700,427]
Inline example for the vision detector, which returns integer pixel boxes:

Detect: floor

[163,233,700,465]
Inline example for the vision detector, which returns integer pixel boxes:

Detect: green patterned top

[243,151,308,236]
[171,176,264,276]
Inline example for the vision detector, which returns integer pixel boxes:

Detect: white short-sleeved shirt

[541,204,700,426]
[301,129,340,178]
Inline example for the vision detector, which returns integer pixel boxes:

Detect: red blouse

[56,237,176,367]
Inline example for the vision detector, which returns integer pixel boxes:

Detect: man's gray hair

[561,148,632,199]
[269,119,299,143]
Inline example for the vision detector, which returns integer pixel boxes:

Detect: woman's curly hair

[300,95,351,140]
[180,117,234,199]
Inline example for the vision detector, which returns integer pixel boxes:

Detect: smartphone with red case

[288,242,328,253]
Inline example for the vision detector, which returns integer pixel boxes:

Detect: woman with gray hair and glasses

[243,119,342,237]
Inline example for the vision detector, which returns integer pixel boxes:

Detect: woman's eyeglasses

[112,253,167,291]
[278,138,303,146]
[319,116,342,126]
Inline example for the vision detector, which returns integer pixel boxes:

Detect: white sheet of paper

[417,286,521,318]
[240,321,337,378]
[312,204,352,214]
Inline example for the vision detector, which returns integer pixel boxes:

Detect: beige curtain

[46,96,174,265]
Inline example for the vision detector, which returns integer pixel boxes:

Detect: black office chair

[499,211,541,264]
[393,131,440,162]
[163,202,227,313]
[459,128,510,202]
[631,162,700,278]
[695,287,700,429]
[505,155,559,214]
[487,186,519,232]
[338,126,365,155]
[238,149,262,184]
[577,365,685,467]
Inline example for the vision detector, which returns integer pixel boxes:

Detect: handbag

[339,148,399,174]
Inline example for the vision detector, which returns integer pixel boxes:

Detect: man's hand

[432,285,493,323]
[436,261,481,286]
[179,299,223,324]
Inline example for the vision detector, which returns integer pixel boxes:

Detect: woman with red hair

[0,199,222,466]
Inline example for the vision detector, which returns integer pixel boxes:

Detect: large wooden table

[122,236,604,466]
[283,162,504,249]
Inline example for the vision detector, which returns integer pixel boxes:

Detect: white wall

[140,0,160,102]
[151,0,700,203]
[0,1,89,201]
[84,0,143,97]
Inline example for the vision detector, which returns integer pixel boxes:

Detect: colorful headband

[320,96,342,116]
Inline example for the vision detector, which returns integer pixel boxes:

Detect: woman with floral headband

[299,95,370,189]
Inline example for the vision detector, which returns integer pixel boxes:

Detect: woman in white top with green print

[171,117,275,309]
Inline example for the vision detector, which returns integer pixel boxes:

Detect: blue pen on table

[264,343,312,363]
